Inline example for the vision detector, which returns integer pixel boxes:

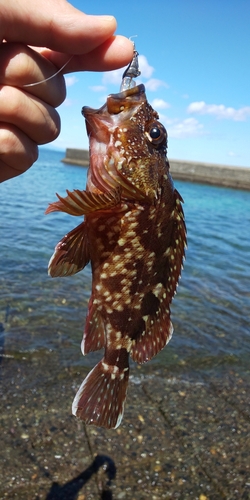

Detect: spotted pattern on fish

[46,84,186,429]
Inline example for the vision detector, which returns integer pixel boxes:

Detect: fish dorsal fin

[45,188,121,216]
[48,221,90,277]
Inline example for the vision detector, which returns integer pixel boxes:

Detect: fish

[46,80,186,429]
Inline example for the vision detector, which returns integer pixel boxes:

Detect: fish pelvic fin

[72,350,129,429]
[48,221,90,277]
[45,188,121,216]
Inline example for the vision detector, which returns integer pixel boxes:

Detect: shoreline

[61,148,250,191]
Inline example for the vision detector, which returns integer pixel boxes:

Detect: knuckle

[0,43,66,107]
[0,126,38,171]
[23,143,39,168]
[0,85,22,117]
[42,110,61,144]
[0,43,37,87]
[0,86,61,145]
[51,76,67,107]
[0,127,20,152]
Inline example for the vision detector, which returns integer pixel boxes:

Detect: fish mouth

[82,84,146,139]
[81,84,148,196]
[105,83,146,115]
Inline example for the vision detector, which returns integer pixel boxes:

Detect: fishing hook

[120,43,141,92]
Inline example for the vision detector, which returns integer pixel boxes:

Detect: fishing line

[22,55,73,87]
[82,422,102,497]
[22,37,137,88]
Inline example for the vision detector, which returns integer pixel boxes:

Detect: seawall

[61,148,250,190]
[61,148,90,166]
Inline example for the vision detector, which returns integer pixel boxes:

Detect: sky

[52,0,250,167]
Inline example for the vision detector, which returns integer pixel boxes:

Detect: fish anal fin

[81,298,105,354]
[45,188,121,216]
[72,357,129,429]
[130,301,173,363]
[48,221,89,277]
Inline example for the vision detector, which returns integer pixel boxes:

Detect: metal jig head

[120,43,141,92]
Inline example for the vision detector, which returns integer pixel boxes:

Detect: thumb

[1,0,118,54]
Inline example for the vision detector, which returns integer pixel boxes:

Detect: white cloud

[102,54,154,86]
[98,95,109,104]
[62,97,74,107]
[102,67,124,85]
[145,78,169,91]
[228,151,240,158]
[89,85,107,92]
[162,117,204,139]
[158,114,174,127]
[151,98,170,110]
[65,75,78,87]
[187,101,250,121]
[138,55,154,78]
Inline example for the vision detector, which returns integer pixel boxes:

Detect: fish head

[82,84,168,200]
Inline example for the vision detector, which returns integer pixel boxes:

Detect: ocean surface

[1,148,250,375]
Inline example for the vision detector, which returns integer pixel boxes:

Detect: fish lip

[82,84,146,119]
[107,83,146,107]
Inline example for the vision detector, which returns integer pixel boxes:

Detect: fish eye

[146,122,167,146]
[149,126,161,139]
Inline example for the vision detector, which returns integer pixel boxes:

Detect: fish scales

[46,83,186,429]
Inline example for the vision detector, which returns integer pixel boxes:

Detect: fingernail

[97,15,116,22]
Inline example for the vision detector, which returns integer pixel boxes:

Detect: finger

[70,35,135,73]
[38,35,134,74]
[0,124,38,182]
[0,85,61,144]
[0,43,66,107]
[1,0,118,54]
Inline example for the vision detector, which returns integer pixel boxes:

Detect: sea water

[1,148,250,374]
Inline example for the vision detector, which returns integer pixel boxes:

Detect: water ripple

[1,149,250,372]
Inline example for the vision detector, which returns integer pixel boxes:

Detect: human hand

[0,0,133,182]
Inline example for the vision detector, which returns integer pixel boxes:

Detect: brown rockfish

[46,83,186,429]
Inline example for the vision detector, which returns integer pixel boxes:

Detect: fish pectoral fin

[48,221,90,277]
[45,188,121,216]
[72,356,129,429]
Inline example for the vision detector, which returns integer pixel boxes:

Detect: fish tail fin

[72,356,129,429]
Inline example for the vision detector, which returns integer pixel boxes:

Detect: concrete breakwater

[61,148,250,190]
[62,148,90,166]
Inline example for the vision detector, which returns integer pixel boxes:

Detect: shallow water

[1,148,250,374]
